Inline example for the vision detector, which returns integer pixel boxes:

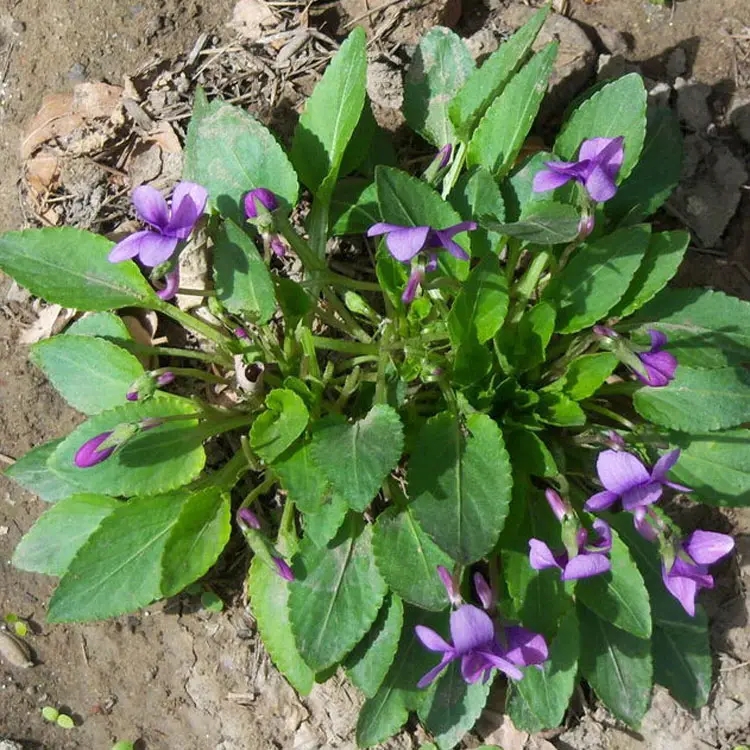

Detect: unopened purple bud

[473,572,493,611]
[593,325,617,339]
[578,214,595,239]
[234,327,249,339]
[437,143,452,169]
[126,390,139,402]
[156,371,175,386]
[545,488,568,522]
[74,431,117,468]
[606,431,626,450]
[237,507,261,530]
[437,565,461,606]
[244,188,278,219]
[270,235,286,257]
[401,266,424,305]
[273,557,295,582]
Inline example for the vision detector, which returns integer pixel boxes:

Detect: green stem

[312,336,378,355]
[324,272,381,292]
[214,450,256,491]
[374,327,392,405]
[120,341,232,366]
[441,141,467,199]
[154,300,233,350]
[176,288,217,297]
[509,249,551,323]
[275,214,325,273]
[156,366,229,385]
[240,474,275,509]
[583,401,635,430]
[322,287,372,343]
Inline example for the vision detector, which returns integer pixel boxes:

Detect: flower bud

[237,507,261,530]
[74,431,117,468]
[244,188,278,219]
[544,488,568,523]
[473,572,493,611]
[273,557,295,582]
[578,213,595,239]
[437,565,462,606]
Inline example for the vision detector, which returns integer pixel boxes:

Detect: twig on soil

[80,633,90,666]
[0,452,16,465]
[720,659,750,672]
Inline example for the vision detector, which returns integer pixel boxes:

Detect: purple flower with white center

[244,188,278,219]
[74,431,117,468]
[109,182,208,267]
[585,449,691,514]
[635,329,678,387]
[528,490,612,581]
[662,530,734,616]
[533,137,625,203]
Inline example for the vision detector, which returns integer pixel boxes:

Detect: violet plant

[0,7,746,745]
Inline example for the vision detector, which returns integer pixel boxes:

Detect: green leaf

[577,602,652,727]
[610,516,711,709]
[274,277,311,328]
[311,405,403,512]
[250,389,309,464]
[450,5,550,139]
[289,518,387,672]
[375,166,471,280]
[502,151,555,222]
[606,107,683,223]
[448,255,509,345]
[495,300,556,374]
[330,179,380,235]
[507,608,579,732]
[12,494,120,576]
[609,230,689,319]
[56,714,75,729]
[0,228,157,311]
[183,90,298,223]
[418,662,493,750]
[48,397,205,497]
[345,593,404,698]
[31,335,144,415]
[356,606,446,747]
[467,43,558,178]
[484,201,582,245]
[372,506,452,611]
[249,555,315,694]
[669,429,750,506]
[290,27,367,197]
[48,490,189,621]
[634,366,750,432]
[4,439,79,503]
[535,392,586,427]
[67,312,132,341]
[213,218,276,324]
[553,353,618,401]
[505,429,557,479]
[545,224,651,333]
[274,439,328,514]
[403,27,475,147]
[160,488,231,596]
[555,73,647,182]
[632,288,750,368]
[575,527,652,638]
[409,412,512,564]
[448,167,505,258]
[302,489,349,547]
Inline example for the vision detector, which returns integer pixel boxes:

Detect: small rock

[67,62,87,83]
[465,28,499,62]
[666,46,687,78]
[0,740,24,750]
[10,19,25,34]
[366,61,403,111]
[674,77,713,132]
[648,81,672,108]
[597,53,641,81]
[229,0,276,42]
[597,25,629,56]
[727,92,750,146]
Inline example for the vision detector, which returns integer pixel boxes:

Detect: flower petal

[584,490,619,512]
[366,222,404,237]
[503,626,549,667]
[636,350,677,386]
[647,328,668,350]
[156,267,180,301]
[417,654,454,688]
[621,481,663,511]
[476,650,524,681]
[108,230,155,262]
[684,530,735,566]
[441,221,478,238]
[584,164,617,202]
[137,234,180,267]
[633,509,659,542]
[578,137,624,168]
[385,226,431,262]
[415,625,453,653]
[596,449,650,494]
[449,604,495,655]
[167,182,208,239]
[532,168,573,193]
[650,449,681,484]
[401,267,424,305]
[529,539,563,572]
[461,652,492,684]
[132,185,169,229]
[662,564,700,616]
[590,518,613,552]
[473,572,493,611]
[562,552,611,580]
[432,231,470,261]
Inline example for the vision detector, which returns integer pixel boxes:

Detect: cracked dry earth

[1,0,750,748]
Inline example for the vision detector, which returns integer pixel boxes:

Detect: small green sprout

[112,741,135,750]
[4,612,28,637]
[41,706,75,728]
[200,590,224,613]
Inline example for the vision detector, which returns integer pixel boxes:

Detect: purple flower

[533,137,625,203]
[367,221,474,264]
[74,431,116,468]
[585,449,691,513]
[528,490,612,581]
[437,144,452,170]
[635,330,677,387]
[109,182,208,267]
[662,530,734,616]
[237,507,261,530]
[473,572,493,611]
[126,370,175,402]
[415,604,546,687]
[437,565,462,606]
[156,267,180,301]
[244,188,278,219]
[273,557,295,582]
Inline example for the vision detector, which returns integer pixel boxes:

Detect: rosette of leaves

[1,6,746,747]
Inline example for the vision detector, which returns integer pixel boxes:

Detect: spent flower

[109,182,208,267]
[533,136,624,203]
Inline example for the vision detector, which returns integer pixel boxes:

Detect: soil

[1,0,749,749]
